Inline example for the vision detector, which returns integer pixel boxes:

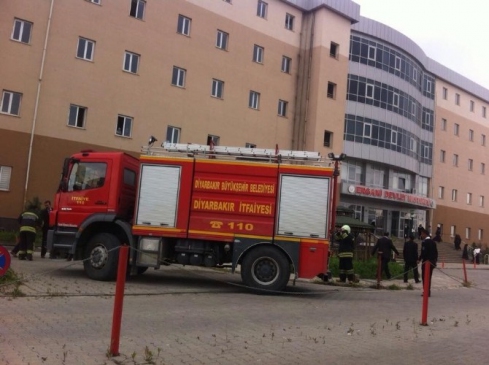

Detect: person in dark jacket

[40,200,52,258]
[417,224,424,239]
[403,234,420,283]
[419,228,438,297]
[433,225,442,242]
[403,225,409,242]
[334,225,355,283]
[17,210,42,261]
[454,234,462,250]
[462,242,469,260]
[371,231,400,279]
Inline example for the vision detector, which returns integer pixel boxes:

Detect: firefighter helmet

[341,225,351,234]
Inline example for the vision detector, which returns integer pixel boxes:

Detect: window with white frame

[426,80,432,93]
[393,92,399,107]
[216,30,228,50]
[454,123,459,136]
[450,225,456,238]
[257,0,267,18]
[1,90,22,116]
[365,84,374,98]
[367,46,376,60]
[115,115,132,137]
[418,176,428,196]
[245,143,256,148]
[442,87,447,100]
[395,56,401,70]
[281,56,291,73]
[207,134,220,146]
[483,106,487,118]
[177,15,191,36]
[278,99,287,117]
[68,104,87,128]
[441,118,447,131]
[469,129,474,141]
[11,18,32,44]
[249,91,260,109]
[253,45,264,63]
[466,227,471,239]
[391,130,397,144]
[409,138,416,152]
[123,51,139,73]
[0,166,12,191]
[440,150,445,163]
[455,93,460,105]
[166,126,181,143]
[470,100,475,112]
[77,37,95,61]
[438,186,444,199]
[481,134,486,146]
[413,68,417,81]
[478,229,483,240]
[343,161,362,184]
[370,165,385,188]
[423,146,430,158]
[452,189,458,202]
[411,103,416,116]
[330,42,339,58]
[171,66,186,87]
[481,163,485,175]
[327,82,336,99]
[285,13,294,30]
[211,79,224,98]
[480,195,484,207]
[467,193,472,205]
[468,159,473,171]
[130,0,145,20]
[453,154,458,166]
[363,123,371,137]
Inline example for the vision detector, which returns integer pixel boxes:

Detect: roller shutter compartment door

[277,175,330,238]
[136,165,181,227]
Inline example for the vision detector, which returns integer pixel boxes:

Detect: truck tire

[241,246,290,292]
[84,233,120,281]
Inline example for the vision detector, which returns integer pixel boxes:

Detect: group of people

[10,200,56,260]
[334,224,438,296]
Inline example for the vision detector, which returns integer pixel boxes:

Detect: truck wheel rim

[90,245,108,269]
[251,256,279,285]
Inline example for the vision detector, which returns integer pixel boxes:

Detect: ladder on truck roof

[142,142,323,162]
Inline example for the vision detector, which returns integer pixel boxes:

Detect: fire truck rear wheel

[84,233,120,281]
[241,246,290,292]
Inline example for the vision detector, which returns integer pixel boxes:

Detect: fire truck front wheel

[241,246,290,292]
[84,233,120,281]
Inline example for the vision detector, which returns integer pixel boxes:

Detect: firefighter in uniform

[17,210,42,261]
[335,225,355,283]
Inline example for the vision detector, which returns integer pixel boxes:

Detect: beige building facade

[1,0,489,244]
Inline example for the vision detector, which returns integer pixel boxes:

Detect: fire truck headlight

[140,237,160,252]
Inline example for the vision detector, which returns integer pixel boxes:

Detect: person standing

[433,224,442,242]
[403,234,420,283]
[334,225,355,283]
[419,228,438,297]
[17,210,42,261]
[403,224,409,242]
[371,231,400,279]
[417,224,424,239]
[454,234,462,251]
[40,200,52,258]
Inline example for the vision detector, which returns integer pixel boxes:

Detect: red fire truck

[48,142,335,291]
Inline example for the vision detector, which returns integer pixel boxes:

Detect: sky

[355,0,489,91]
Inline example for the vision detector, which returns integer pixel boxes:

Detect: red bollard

[376,253,382,289]
[420,260,431,326]
[110,245,130,357]
[462,259,468,284]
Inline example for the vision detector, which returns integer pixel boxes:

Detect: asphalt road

[1,251,489,365]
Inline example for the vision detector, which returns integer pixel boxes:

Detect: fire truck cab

[48,143,334,291]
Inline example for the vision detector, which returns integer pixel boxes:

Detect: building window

[441,118,447,131]
[166,126,181,143]
[395,56,401,70]
[11,18,32,44]
[438,186,444,199]
[478,229,483,240]
[440,150,445,163]
[450,225,456,238]
[481,134,486,146]
[455,93,460,105]
[257,0,268,18]
[480,195,485,207]
[442,87,448,100]
[281,56,291,73]
[327,82,336,99]
[391,131,397,144]
[367,46,376,60]
[0,166,12,191]
[426,80,432,93]
[1,90,22,116]
[393,93,399,107]
[171,66,186,87]
[452,189,458,202]
[323,131,332,147]
[130,0,145,20]
[481,163,485,175]
[330,42,339,58]
[365,84,374,98]
[363,123,371,138]
[177,15,191,36]
[253,45,264,63]
[454,123,459,136]
[88,0,101,4]
[77,37,95,61]
[68,104,87,128]
[483,106,487,118]
[423,146,430,158]
[277,99,287,117]
[453,154,458,167]
[207,134,220,146]
[115,115,132,137]
[413,68,417,81]
[470,100,475,112]
[468,159,473,171]
[285,13,294,30]
[245,143,256,148]
[211,79,224,98]
[411,103,416,116]
[467,193,472,205]
[466,227,471,239]
[249,91,260,109]
[469,129,474,141]
[123,51,140,74]
[344,161,363,184]
[409,138,416,152]
[216,30,229,50]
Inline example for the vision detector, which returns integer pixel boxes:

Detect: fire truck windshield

[68,162,107,191]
